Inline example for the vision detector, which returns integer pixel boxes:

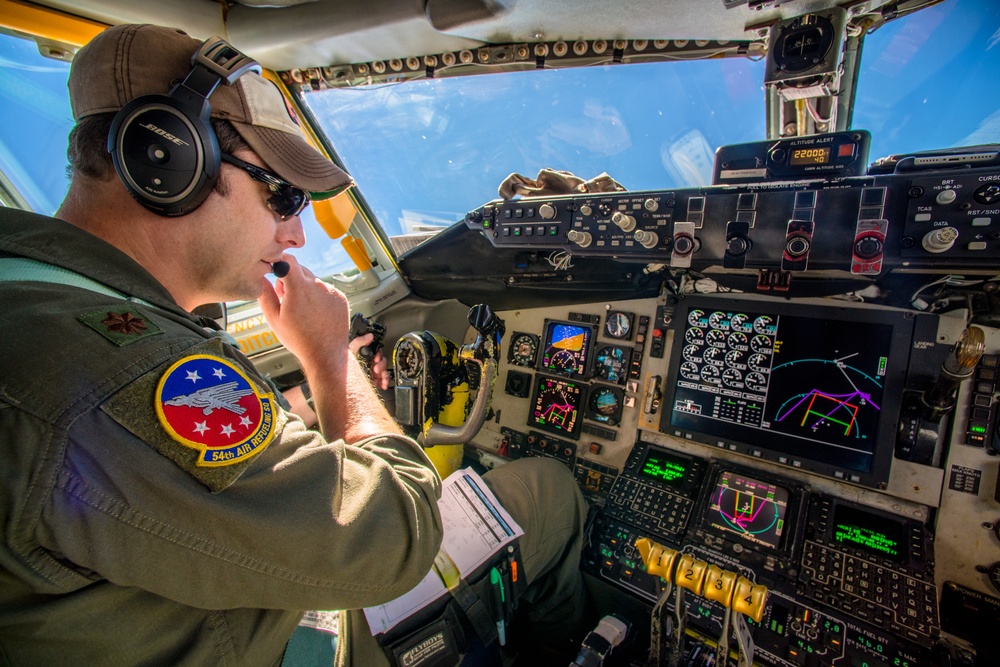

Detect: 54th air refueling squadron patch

[155,354,277,467]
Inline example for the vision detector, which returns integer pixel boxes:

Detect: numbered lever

[636,538,768,667]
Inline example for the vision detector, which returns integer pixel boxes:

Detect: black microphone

[271,261,290,278]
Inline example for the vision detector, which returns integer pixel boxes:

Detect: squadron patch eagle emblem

[155,354,276,466]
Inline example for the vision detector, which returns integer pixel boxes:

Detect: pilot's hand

[349,333,391,390]
[258,255,350,368]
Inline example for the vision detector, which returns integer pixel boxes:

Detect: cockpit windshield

[300,0,999,257]
[0,0,996,274]
[302,57,766,255]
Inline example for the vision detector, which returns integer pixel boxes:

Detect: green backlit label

[971,424,987,434]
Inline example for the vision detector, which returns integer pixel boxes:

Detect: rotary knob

[612,211,636,232]
[539,203,557,220]
[567,230,593,248]
[922,227,958,253]
[633,229,659,249]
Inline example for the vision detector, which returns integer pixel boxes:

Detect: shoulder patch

[155,354,277,467]
[78,307,163,346]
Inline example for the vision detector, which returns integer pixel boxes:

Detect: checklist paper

[363,468,524,635]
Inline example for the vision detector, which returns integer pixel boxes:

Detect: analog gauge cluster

[675,309,773,396]
[505,310,650,437]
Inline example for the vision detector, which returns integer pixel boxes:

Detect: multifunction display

[529,374,585,438]
[666,301,907,480]
[832,503,907,563]
[639,449,689,488]
[539,320,595,378]
[705,470,791,550]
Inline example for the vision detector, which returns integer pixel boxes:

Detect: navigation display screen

[529,374,585,438]
[539,320,595,378]
[705,470,790,550]
[663,298,913,486]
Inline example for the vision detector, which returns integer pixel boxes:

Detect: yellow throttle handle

[634,537,768,623]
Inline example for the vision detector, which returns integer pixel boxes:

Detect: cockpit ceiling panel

[29,0,896,70]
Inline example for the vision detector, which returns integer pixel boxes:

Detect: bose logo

[139,123,190,147]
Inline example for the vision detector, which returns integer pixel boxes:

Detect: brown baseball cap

[68,23,352,198]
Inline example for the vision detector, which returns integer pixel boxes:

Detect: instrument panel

[467,292,999,667]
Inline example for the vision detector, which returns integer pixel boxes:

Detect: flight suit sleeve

[37,405,444,612]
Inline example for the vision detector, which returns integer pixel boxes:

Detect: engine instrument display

[529,374,585,438]
[664,298,914,487]
[705,470,791,550]
[539,320,595,378]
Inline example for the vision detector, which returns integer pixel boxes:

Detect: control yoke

[393,304,505,447]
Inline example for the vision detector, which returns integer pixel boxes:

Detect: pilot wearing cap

[0,23,588,666]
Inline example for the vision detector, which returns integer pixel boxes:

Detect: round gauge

[547,349,580,374]
[688,309,707,327]
[708,311,731,330]
[594,345,628,384]
[682,344,703,362]
[745,372,767,393]
[730,313,752,332]
[706,329,727,347]
[604,311,634,340]
[587,385,624,425]
[753,315,776,335]
[680,361,700,381]
[725,349,745,366]
[703,346,725,365]
[700,365,721,384]
[508,332,539,367]
[727,331,748,349]
[751,334,773,353]
[989,562,1000,595]
[722,367,743,387]
[748,353,771,372]
[685,327,705,345]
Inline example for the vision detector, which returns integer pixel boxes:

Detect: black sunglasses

[221,153,309,219]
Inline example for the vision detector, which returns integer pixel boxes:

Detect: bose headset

[107,37,261,217]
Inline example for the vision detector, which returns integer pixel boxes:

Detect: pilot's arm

[283,333,391,429]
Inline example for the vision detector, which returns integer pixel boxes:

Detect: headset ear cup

[108,94,221,216]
